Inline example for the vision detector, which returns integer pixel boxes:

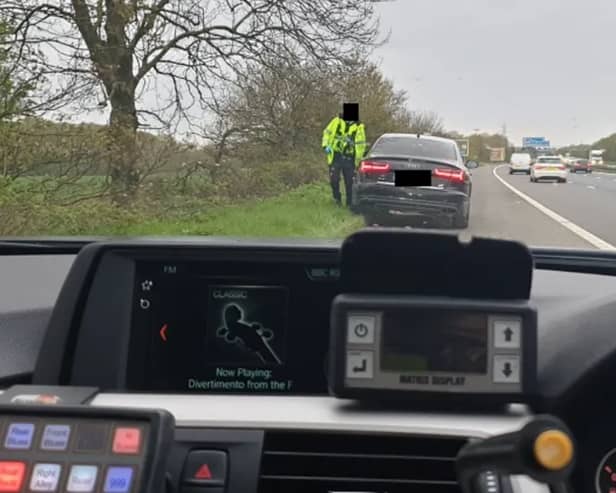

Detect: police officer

[321,103,366,207]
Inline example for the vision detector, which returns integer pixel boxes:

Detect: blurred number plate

[394,170,431,187]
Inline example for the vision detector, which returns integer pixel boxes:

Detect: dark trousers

[329,153,355,206]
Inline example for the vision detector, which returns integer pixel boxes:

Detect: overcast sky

[373,0,616,146]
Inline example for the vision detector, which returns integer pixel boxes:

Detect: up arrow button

[493,319,521,349]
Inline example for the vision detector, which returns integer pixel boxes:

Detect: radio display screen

[381,310,488,374]
[127,260,340,394]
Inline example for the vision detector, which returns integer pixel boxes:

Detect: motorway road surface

[466,165,615,249]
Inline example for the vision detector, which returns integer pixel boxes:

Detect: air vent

[259,431,469,493]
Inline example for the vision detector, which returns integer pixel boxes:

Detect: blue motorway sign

[523,137,550,148]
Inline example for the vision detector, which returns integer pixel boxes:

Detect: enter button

[182,451,227,486]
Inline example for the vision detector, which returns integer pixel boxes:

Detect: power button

[347,315,376,344]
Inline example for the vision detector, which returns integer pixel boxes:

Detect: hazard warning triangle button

[194,464,212,480]
[183,450,227,486]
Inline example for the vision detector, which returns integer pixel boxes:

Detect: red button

[194,465,212,480]
[112,427,141,454]
[0,461,26,492]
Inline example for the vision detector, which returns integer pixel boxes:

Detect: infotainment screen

[127,259,340,394]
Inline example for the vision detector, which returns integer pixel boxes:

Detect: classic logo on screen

[205,286,287,366]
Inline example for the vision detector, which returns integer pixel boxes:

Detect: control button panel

[0,410,167,493]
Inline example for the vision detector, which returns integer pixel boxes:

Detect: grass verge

[1,181,365,238]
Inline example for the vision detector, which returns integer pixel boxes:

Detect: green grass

[1,181,365,238]
[108,183,364,238]
[593,164,616,173]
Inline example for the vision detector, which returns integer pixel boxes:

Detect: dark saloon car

[352,133,473,228]
[569,158,592,173]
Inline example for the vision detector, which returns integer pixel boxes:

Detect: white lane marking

[587,185,596,190]
[493,165,616,250]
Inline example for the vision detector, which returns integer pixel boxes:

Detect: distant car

[569,158,592,173]
[352,133,473,228]
[530,156,567,183]
[509,153,532,174]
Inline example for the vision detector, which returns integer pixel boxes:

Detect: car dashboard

[2,237,616,493]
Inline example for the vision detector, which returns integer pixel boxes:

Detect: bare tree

[1,19,42,121]
[408,110,445,136]
[1,0,381,201]
[199,57,414,165]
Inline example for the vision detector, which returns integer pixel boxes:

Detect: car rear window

[511,154,531,164]
[371,136,458,161]
[537,157,562,163]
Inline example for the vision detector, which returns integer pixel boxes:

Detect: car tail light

[433,167,466,183]
[359,161,391,174]
[557,165,566,170]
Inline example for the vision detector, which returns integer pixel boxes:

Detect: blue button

[67,465,98,492]
[41,425,71,451]
[103,467,133,493]
[4,423,35,449]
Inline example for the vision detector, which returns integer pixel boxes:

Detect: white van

[509,153,532,174]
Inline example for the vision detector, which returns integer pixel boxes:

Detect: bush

[0,150,330,235]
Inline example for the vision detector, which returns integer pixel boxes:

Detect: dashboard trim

[90,394,532,437]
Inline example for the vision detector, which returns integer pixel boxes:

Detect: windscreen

[2,1,615,248]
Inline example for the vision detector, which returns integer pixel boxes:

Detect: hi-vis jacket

[321,116,367,167]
